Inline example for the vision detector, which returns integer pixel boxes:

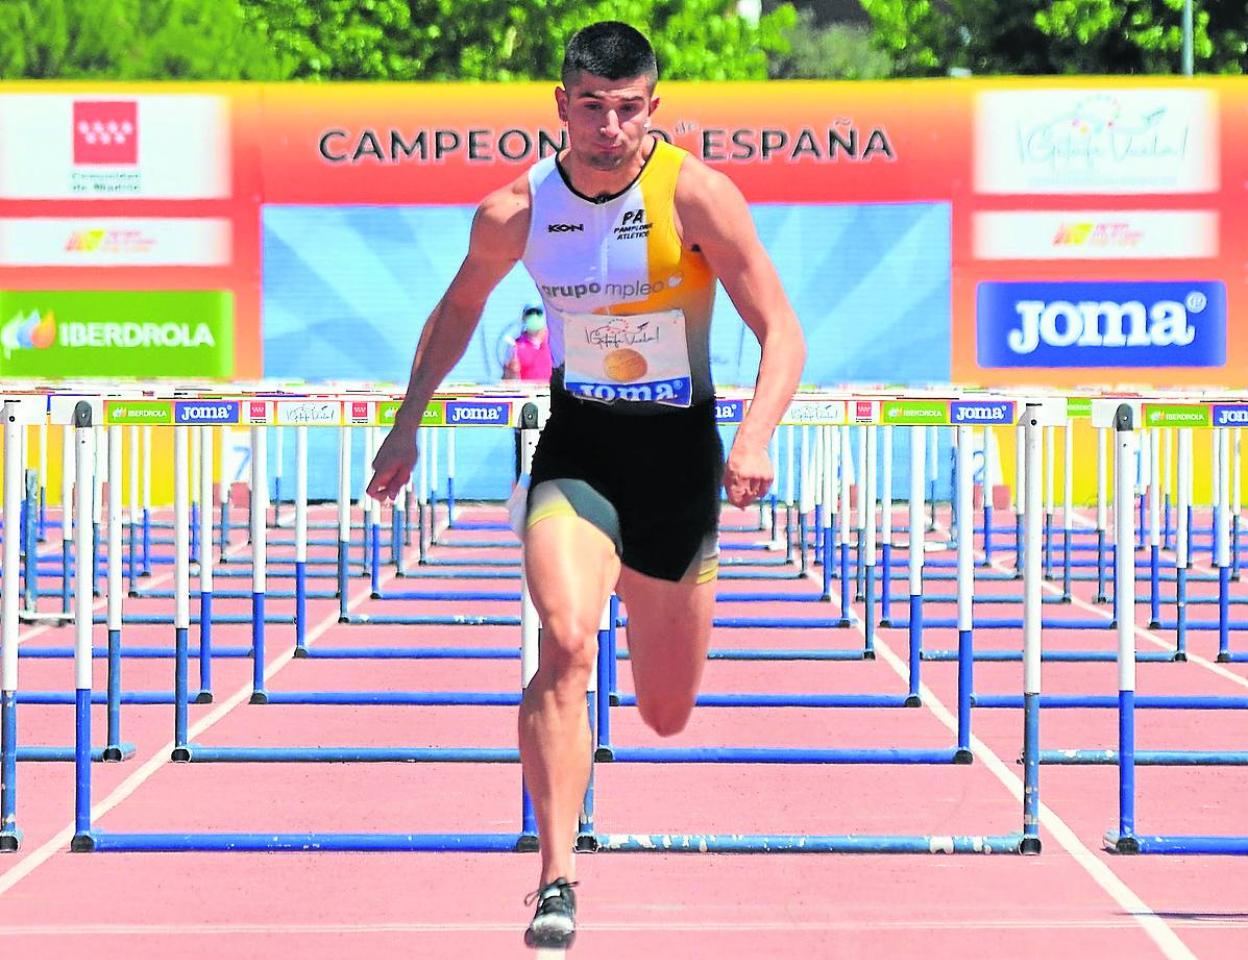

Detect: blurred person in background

[503,304,553,381]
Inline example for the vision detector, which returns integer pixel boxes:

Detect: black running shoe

[524,877,578,949]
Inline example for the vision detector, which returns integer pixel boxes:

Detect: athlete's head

[556,22,660,173]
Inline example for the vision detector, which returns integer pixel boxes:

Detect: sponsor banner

[0,290,235,378]
[950,399,1015,425]
[104,399,173,425]
[0,218,233,267]
[715,399,746,423]
[1067,397,1094,418]
[1212,404,1248,427]
[972,210,1219,260]
[377,401,401,426]
[852,400,878,423]
[346,400,373,425]
[258,82,936,205]
[782,399,846,426]
[1143,403,1211,427]
[421,403,445,427]
[976,281,1226,369]
[0,94,231,199]
[974,88,1218,195]
[174,400,240,425]
[444,400,512,427]
[245,400,270,424]
[881,399,949,425]
[275,399,341,427]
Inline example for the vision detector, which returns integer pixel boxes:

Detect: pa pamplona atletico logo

[1,310,57,358]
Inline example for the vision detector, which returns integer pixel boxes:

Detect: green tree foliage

[0,0,797,81]
[861,0,1247,76]
[398,0,797,82]
[0,0,286,79]
[769,7,892,78]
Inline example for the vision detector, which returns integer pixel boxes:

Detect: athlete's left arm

[677,163,806,508]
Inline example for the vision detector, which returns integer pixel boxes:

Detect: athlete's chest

[524,188,683,310]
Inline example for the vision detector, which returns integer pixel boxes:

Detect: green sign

[377,401,400,426]
[421,403,445,426]
[105,400,173,425]
[881,399,949,425]
[1066,397,1093,418]
[1143,403,1211,427]
[0,290,234,378]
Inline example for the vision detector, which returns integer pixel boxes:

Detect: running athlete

[367,21,805,950]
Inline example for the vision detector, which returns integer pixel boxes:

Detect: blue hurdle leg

[295,562,308,655]
[956,628,973,763]
[197,592,213,702]
[104,628,124,760]
[1,691,19,850]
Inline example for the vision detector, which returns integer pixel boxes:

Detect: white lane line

[0,917,1240,935]
[826,518,1199,960]
[0,565,398,898]
[1062,508,1248,690]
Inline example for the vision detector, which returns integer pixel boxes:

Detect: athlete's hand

[724,438,773,509]
[367,425,419,503]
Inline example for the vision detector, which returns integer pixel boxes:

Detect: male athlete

[367,21,805,950]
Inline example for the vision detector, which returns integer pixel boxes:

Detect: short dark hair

[561,21,658,88]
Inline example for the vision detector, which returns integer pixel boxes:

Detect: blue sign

[1213,404,1248,427]
[445,401,510,426]
[715,399,745,423]
[977,281,1226,368]
[174,400,239,425]
[563,376,693,408]
[951,400,1014,425]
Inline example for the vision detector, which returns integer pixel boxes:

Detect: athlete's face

[556,72,658,172]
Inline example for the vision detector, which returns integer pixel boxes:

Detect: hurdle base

[1104,831,1140,854]
[1020,836,1042,855]
[904,695,922,708]
[0,830,20,852]
[576,834,599,853]
[70,832,96,853]
[595,747,616,762]
[608,693,620,707]
[194,691,214,704]
[1148,620,1160,629]
[878,618,892,628]
[101,742,137,762]
[171,746,192,762]
[292,647,309,659]
[1172,651,1188,663]
[517,834,540,853]
[370,592,381,600]
[1216,652,1232,663]
[862,650,876,661]
[250,691,270,705]
[952,748,974,765]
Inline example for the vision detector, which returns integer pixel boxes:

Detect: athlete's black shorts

[527,387,724,582]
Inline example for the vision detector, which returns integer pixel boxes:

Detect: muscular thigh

[616,553,716,713]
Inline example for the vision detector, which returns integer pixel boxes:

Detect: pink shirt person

[504,306,552,381]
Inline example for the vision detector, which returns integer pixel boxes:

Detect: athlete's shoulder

[672,150,750,244]
[471,173,531,260]
[672,149,745,212]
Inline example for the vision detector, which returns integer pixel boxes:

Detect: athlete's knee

[636,695,695,738]
[537,612,600,685]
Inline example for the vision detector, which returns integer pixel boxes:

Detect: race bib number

[563,309,692,407]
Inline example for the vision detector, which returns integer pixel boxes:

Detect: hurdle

[1099,402,1248,855]
[31,385,1042,855]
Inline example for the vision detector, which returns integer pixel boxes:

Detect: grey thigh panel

[528,478,623,556]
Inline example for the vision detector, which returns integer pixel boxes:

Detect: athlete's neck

[559,135,655,202]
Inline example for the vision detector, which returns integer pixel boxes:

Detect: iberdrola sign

[0,290,234,378]
[881,399,949,425]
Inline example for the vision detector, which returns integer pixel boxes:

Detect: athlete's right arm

[367,181,530,502]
